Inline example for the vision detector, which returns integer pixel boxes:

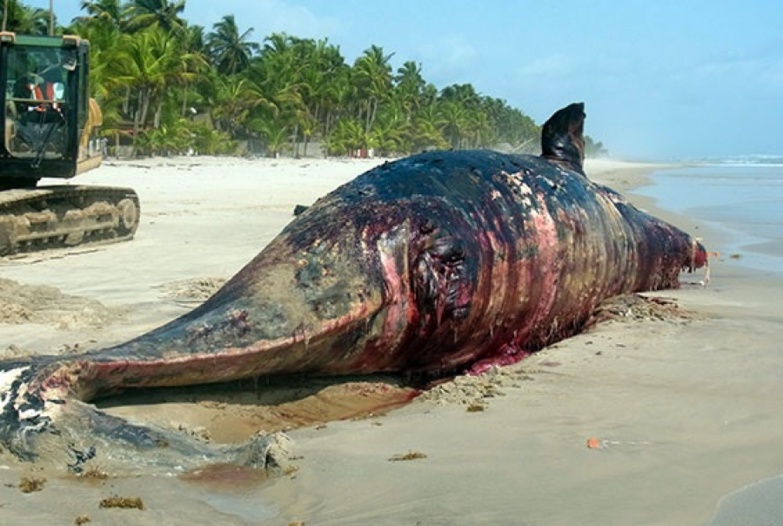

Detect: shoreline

[0,156,780,525]
[629,162,783,278]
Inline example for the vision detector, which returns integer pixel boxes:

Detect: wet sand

[0,156,780,525]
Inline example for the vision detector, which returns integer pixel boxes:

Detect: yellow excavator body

[0,31,139,255]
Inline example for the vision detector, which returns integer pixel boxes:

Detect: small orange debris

[586,437,602,449]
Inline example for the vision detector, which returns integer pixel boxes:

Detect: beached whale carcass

[0,103,708,472]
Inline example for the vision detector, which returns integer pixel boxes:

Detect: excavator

[0,31,140,256]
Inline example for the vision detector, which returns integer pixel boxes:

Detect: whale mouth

[691,240,709,270]
[687,240,710,286]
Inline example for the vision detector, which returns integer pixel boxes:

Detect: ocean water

[637,159,783,524]
[634,158,783,274]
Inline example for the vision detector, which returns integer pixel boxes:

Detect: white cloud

[185,0,343,39]
[254,0,343,38]
[417,35,481,85]
[515,55,575,78]
[695,51,783,90]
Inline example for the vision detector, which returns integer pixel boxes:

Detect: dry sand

[0,156,780,525]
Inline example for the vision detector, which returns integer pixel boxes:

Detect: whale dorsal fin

[541,102,586,174]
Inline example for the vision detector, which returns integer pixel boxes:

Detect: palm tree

[352,45,394,136]
[123,0,185,33]
[184,23,207,55]
[211,74,270,138]
[439,84,509,149]
[78,0,122,27]
[305,39,348,139]
[411,104,448,151]
[440,83,481,109]
[440,100,470,149]
[178,23,209,115]
[320,68,351,146]
[371,101,406,155]
[3,0,50,34]
[262,32,293,56]
[254,32,298,95]
[465,109,493,148]
[477,96,539,151]
[282,37,348,157]
[250,33,309,154]
[394,61,425,115]
[206,14,259,76]
[108,26,201,147]
[254,120,290,157]
[325,118,363,156]
[52,3,565,158]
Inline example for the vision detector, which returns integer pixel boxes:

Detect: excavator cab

[0,33,139,256]
[1,32,102,187]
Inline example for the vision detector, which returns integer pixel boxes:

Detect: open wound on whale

[0,103,708,474]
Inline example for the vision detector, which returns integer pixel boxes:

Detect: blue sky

[31,0,783,160]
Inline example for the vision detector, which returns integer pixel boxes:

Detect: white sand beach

[0,156,781,525]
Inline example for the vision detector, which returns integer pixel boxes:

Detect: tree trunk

[292,122,300,158]
[154,102,162,129]
[181,83,188,116]
[123,86,130,115]
[138,88,151,131]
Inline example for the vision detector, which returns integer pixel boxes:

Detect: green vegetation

[4,0,608,158]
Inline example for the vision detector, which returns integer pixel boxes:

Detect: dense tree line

[4,0,607,158]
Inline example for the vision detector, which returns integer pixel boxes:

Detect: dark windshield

[5,45,73,163]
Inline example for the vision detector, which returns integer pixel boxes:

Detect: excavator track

[0,185,140,256]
